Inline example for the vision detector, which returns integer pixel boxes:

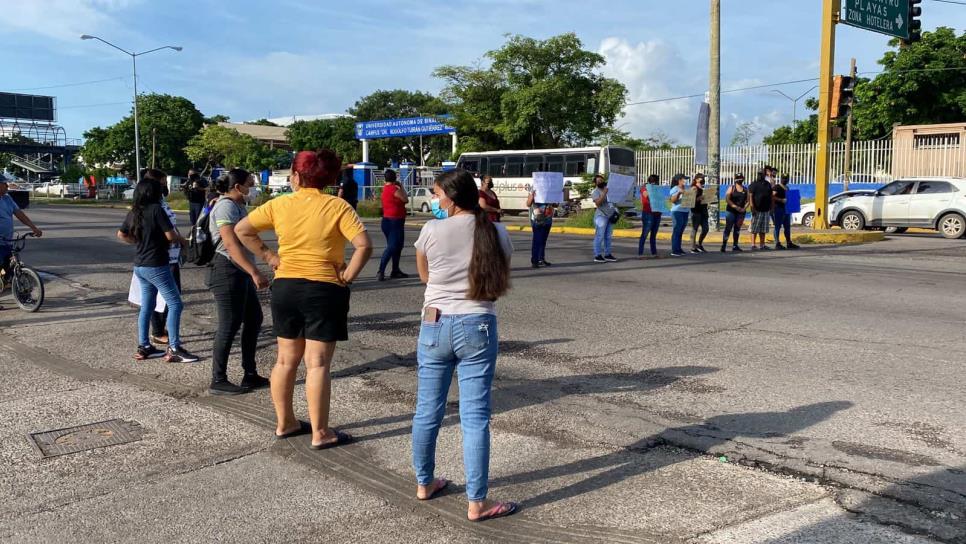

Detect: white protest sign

[128,273,167,313]
[606,173,635,204]
[532,172,565,203]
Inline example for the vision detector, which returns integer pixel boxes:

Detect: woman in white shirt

[411,169,517,522]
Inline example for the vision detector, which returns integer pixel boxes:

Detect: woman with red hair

[236,149,373,449]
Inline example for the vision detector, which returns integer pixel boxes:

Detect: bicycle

[1,233,44,312]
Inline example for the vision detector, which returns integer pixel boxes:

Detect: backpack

[184,205,215,266]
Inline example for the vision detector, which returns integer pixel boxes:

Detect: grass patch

[565,209,634,230]
[356,200,382,218]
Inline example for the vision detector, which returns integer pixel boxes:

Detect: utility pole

[151,127,157,169]
[709,0,721,230]
[842,57,856,192]
[814,0,839,229]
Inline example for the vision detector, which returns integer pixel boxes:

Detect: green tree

[286,117,360,163]
[184,124,281,173]
[249,118,279,126]
[81,94,204,175]
[348,90,450,166]
[435,33,628,151]
[730,122,759,146]
[204,114,230,124]
[853,27,966,139]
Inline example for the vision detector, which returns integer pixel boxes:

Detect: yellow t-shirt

[247,188,367,284]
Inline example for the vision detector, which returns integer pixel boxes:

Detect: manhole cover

[28,419,144,458]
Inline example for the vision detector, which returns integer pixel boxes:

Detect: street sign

[840,0,910,40]
[354,116,454,140]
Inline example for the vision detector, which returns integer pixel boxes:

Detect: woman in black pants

[689,173,709,253]
[207,169,271,395]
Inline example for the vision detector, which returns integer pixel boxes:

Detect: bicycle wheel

[12,266,44,312]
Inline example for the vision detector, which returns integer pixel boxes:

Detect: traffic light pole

[814,0,839,230]
[843,57,857,192]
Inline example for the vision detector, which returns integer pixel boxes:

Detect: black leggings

[690,208,709,248]
[208,255,263,382]
[722,211,745,247]
[151,264,181,336]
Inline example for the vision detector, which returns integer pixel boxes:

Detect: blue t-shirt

[670,186,688,213]
[0,194,20,246]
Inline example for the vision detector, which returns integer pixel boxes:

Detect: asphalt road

[1,204,963,543]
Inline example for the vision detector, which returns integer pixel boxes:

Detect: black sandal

[311,430,353,450]
[274,421,310,440]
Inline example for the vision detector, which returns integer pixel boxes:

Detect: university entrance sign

[354,116,455,140]
[840,0,910,40]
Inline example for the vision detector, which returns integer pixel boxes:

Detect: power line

[626,67,966,107]
[2,76,127,93]
[926,0,966,5]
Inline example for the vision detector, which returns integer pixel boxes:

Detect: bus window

[479,157,488,176]
[587,156,597,174]
[487,157,506,177]
[523,155,544,176]
[607,147,636,168]
[565,155,586,176]
[506,155,524,177]
[460,159,479,173]
[545,155,564,173]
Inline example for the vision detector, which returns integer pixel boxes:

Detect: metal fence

[636,137,965,184]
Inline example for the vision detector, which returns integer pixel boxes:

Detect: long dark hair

[435,169,510,301]
[130,179,162,240]
[215,168,250,194]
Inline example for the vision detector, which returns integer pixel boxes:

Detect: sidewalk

[0,273,939,543]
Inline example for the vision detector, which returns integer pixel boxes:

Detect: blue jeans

[379,217,406,274]
[671,211,689,254]
[593,214,614,256]
[530,220,551,264]
[134,265,183,349]
[639,212,661,256]
[773,206,791,244]
[413,313,498,501]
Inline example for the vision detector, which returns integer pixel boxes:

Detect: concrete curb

[394,219,885,246]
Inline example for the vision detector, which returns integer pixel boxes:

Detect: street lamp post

[771,86,818,125]
[80,35,182,182]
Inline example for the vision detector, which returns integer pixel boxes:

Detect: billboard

[354,116,454,140]
[0,93,56,121]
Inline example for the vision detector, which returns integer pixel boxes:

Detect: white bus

[455,146,637,214]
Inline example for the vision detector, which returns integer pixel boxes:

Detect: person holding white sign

[591,175,618,263]
[669,174,690,257]
[526,190,555,268]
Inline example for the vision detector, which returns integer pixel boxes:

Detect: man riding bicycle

[0,180,43,290]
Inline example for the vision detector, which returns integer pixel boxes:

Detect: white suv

[836,177,966,239]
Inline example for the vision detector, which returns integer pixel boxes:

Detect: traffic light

[830,75,855,120]
[906,0,922,44]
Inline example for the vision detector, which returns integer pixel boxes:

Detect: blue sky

[1,0,962,146]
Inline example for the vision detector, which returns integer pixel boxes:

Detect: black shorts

[271,278,350,342]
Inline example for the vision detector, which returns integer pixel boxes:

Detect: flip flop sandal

[274,421,310,440]
[417,478,449,501]
[310,430,353,450]
[469,501,518,522]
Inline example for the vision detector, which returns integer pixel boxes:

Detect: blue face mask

[430,198,449,220]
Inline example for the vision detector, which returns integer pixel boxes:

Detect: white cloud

[598,36,700,145]
[0,0,138,42]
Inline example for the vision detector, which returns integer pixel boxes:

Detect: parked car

[409,186,434,213]
[833,173,893,184]
[33,182,81,198]
[835,177,966,239]
[792,190,876,228]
